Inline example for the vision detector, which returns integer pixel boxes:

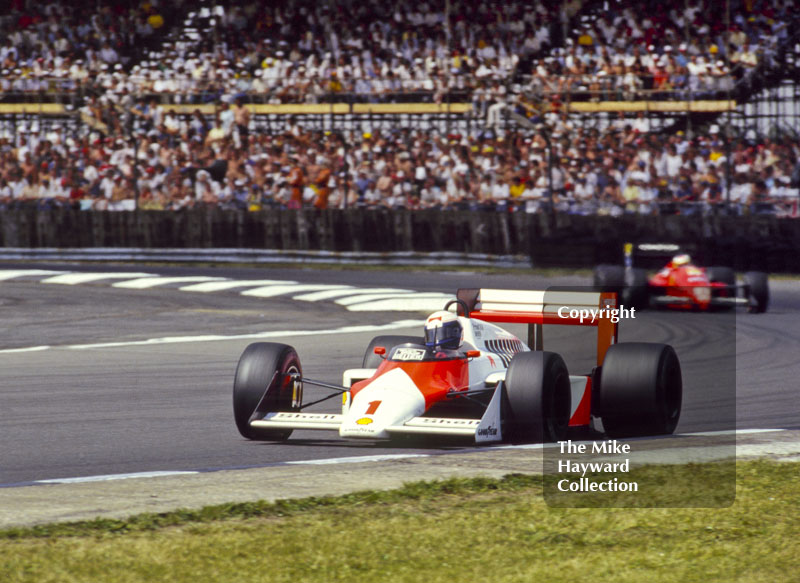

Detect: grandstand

[0,0,799,217]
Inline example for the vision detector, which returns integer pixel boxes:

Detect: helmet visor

[424,320,462,348]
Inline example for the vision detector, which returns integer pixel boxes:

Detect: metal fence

[1,206,798,272]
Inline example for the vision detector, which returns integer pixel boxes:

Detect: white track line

[0,319,422,352]
[36,470,199,484]
[113,276,227,289]
[241,284,352,298]
[0,345,51,353]
[180,279,297,292]
[345,294,456,312]
[0,269,66,280]
[42,272,155,285]
[286,454,429,465]
[336,292,453,306]
[4,269,449,314]
[683,428,785,437]
[21,429,792,486]
[294,288,416,301]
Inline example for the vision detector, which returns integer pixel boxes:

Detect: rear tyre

[233,342,302,441]
[706,266,736,285]
[593,264,625,294]
[504,351,571,443]
[706,266,737,310]
[744,271,769,313]
[362,335,424,368]
[599,343,682,438]
[621,267,650,310]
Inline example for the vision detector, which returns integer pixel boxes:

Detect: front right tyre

[233,342,303,441]
[504,351,571,443]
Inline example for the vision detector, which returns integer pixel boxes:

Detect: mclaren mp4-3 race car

[594,243,769,313]
[233,288,682,445]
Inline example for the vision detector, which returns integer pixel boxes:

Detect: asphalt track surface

[0,262,798,488]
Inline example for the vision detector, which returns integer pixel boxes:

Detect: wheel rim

[284,364,303,409]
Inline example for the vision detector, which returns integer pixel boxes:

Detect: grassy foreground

[1,461,797,583]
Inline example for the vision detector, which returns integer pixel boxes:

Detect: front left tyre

[233,342,303,440]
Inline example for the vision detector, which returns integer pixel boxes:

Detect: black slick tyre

[706,266,737,310]
[706,266,736,285]
[504,351,571,443]
[233,342,302,441]
[593,265,625,294]
[744,271,769,313]
[621,267,649,310]
[362,335,423,368]
[599,342,682,438]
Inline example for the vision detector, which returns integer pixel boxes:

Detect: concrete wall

[1,207,798,272]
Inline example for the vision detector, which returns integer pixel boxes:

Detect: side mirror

[465,350,480,358]
[373,346,386,356]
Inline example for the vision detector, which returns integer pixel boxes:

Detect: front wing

[250,379,505,443]
[648,283,752,308]
[248,373,595,442]
[251,412,483,437]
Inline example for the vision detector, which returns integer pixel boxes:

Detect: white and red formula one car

[233,289,682,444]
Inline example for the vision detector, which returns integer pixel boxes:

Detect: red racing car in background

[593,243,769,313]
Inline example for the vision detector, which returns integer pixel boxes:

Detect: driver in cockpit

[423,311,464,357]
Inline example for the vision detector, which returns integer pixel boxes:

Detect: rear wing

[456,288,619,366]
[624,242,691,269]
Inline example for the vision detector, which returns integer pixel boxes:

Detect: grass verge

[0,460,796,583]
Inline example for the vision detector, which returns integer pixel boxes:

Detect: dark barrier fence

[1,207,798,273]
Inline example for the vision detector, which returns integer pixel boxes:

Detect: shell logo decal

[356,417,373,425]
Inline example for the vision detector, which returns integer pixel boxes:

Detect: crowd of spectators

[0,0,177,81]
[0,0,799,218]
[520,0,790,106]
[0,0,795,112]
[1,111,798,217]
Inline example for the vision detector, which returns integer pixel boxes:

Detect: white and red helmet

[424,311,463,350]
[670,253,692,267]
